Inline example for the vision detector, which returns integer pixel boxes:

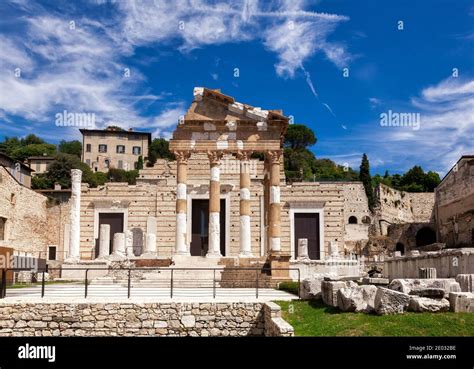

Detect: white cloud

[0,0,350,137]
[329,77,474,174]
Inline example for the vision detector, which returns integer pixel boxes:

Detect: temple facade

[71,88,371,263]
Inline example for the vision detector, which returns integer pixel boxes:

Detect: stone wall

[435,157,473,248]
[375,184,435,236]
[0,301,293,337]
[79,154,372,260]
[0,166,49,255]
[46,201,71,260]
[384,248,474,279]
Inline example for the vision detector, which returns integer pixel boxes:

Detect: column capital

[266,150,282,164]
[174,150,191,164]
[207,150,224,165]
[236,150,253,162]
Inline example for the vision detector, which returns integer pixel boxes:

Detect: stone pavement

[2,283,296,303]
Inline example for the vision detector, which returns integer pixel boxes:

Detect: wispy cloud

[326,77,474,174]
[0,0,350,139]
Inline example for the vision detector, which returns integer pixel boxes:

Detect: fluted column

[207,151,223,258]
[237,151,253,257]
[66,169,82,261]
[267,151,282,253]
[174,151,191,255]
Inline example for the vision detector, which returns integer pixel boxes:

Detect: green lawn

[277,300,474,336]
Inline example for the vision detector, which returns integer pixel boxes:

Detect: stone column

[145,233,157,254]
[98,224,110,258]
[67,169,82,261]
[112,232,126,256]
[267,151,281,253]
[237,151,253,257]
[207,151,223,258]
[174,151,191,255]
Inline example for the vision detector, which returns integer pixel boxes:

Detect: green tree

[31,174,53,190]
[136,155,144,170]
[58,140,82,157]
[360,153,375,211]
[10,143,57,161]
[147,138,175,166]
[44,153,97,188]
[284,124,317,149]
[0,137,21,156]
[21,134,45,146]
[107,168,139,185]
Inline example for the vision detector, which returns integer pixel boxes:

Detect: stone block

[300,278,324,300]
[361,277,389,286]
[337,285,377,312]
[449,292,474,312]
[321,280,357,307]
[388,278,460,298]
[374,287,411,315]
[419,268,437,279]
[408,297,450,313]
[455,274,474,292]
[408,288,445,298]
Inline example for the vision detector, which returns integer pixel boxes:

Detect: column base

[64,257,80,264]
[206,252,222,258]
[239,252,254,258]
[174,251,191,257]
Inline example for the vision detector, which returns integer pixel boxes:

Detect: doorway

[95,213,124,257]
[294,212,320,260]
[191,199,226,257]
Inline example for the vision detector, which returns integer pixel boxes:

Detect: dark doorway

[95,213,124,257]
[416,227,436,247]
[294,212,320,260]
[395,242,405,255]
[191,199,226,257]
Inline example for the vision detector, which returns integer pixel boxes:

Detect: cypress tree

[360,153,375,211]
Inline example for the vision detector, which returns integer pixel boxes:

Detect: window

[104,159,110,168]
[132,146,141,155]
[48,246,56,260]
[116,145,125,154]
[98,144,107,153]
[118,160,123,169]
[348,216,358,224]
[0,217,6,240]
[86,144,91,152]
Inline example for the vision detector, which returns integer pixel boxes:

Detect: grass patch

[276,300,474,336]
[277,281,300,296]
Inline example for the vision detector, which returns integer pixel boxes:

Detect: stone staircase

[88,256,292,289]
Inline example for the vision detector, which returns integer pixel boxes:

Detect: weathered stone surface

[322,280,358,307]
[0,302,292,337]
[419,268,437,279]
[300,278,324,300]
[388,279,461,298]
[408,297,450,312]
[408,288,445,298]
[361,277,389,286]
[455,274,474,292]
[374,287,411,315]
[449,292,474,312]
[337,285,377,312]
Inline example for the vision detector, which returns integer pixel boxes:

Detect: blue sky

[0,0,473,175]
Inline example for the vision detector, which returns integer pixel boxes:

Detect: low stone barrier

[263,302,294,337]
[0,301,294,337]
[384,248,474,279]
